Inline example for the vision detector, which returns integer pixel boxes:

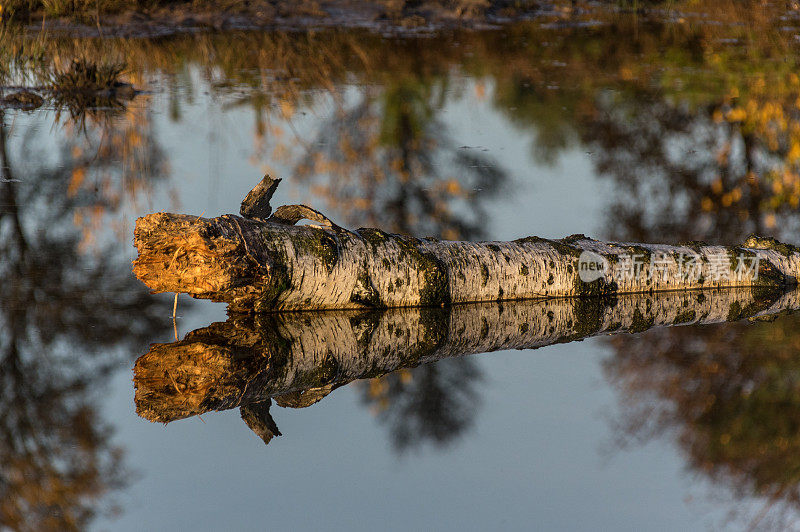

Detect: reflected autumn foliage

[472,13,800,244]
[46,7,800,460]
[604,312,800,529]
[291,74,500,449]
[305,74,495,449]
[582,77,800,245]
[2,30,503,457]
[0,101,171,530]
[6,0,800,505]
[293,78,506,241]
[10,30,509,242]
[570,15,800,526]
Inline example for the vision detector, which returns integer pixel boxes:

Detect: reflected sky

[3,6,800,530]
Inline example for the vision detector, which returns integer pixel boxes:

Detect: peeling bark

[133,210,800,312]
[134,287,800,433]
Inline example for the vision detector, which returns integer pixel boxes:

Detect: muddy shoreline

[15,0,549,38]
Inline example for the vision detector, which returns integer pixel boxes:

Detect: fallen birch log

[133,176,800,312]
[134,287,800,441]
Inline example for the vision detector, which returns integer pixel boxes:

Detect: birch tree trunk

[133,211,800,312]
[134,287,800,427]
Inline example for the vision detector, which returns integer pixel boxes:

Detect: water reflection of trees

[250,37,503,451]
[582,92,800,526]
[562,21,800,522]
[604,313,800,529]
[434,12,800,524]
[582,93,778,244]
[0,107,171,530]
[579,81,800,245]
[12,4,800,485]
[293,74,504,450]
[593,88,800,518]
[294,79,506,241]
[117,15,800,460]
[2,30,503,456]
[470,14,800,244]
[123,14,800,522]
[293,78,497,450]
[361,360,482,454]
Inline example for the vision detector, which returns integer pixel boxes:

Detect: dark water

[4,5,800,530]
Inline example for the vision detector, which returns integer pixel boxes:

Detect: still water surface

[4,6,800,529]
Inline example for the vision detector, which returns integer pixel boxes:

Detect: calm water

[4,5,800,530]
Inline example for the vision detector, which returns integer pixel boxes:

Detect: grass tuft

[50,58,125,92]
[48,58,132,127]
[3,0,136,18]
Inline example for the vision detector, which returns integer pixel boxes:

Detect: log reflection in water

[134,287,800,449]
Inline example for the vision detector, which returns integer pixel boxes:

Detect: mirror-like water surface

[4,4,800,529]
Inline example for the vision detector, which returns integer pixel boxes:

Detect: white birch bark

[133,212,800,312]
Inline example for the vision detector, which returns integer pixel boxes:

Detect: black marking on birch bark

[673,308,696,324]
[563,296,610,341]
[396,235,451,307]
[289,224,340,273]
[218,214,291,311]
[725,289,782,321]
[349,312,381,349]
[255,265,291,311]
[574,276,619,298]
[357,227,393,252]
[416,306,451,354]
[629,307,655,333]
[351,271,382,307]
[240,174,281,220]
[513,235,583,258]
